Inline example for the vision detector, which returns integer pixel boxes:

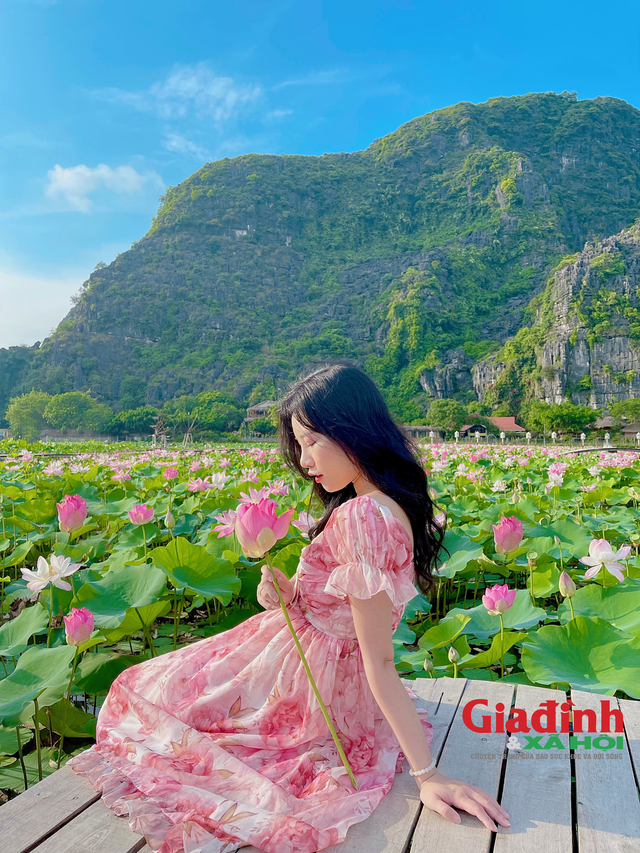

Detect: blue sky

[2,0,640,348]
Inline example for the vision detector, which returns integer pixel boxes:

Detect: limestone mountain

[473,221,640,413]
[4,90,640,422]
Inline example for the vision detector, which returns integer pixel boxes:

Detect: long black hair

[277,362,448,597]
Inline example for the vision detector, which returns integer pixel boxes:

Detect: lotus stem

[499,613,505,678]
[46,584,53,648]
[264,552,359,791]
[15,726,28,790]
[33,697,43,781]
[57,646,80,769]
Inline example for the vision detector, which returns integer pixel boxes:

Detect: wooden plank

[572,689,640,852]
[410,677,515,853]
[0,764,100,853]
[30,800,146,853]
[494,684,572,853]
[242,676,467,853]
[618,697,640,787]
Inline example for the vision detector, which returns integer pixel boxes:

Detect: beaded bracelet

[408,758,437,777]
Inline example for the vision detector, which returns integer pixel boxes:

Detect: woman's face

[291,414,363,493]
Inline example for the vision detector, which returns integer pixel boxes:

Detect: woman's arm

[350,591,510,832]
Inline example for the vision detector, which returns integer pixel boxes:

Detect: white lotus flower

[21,554,81,592]
[579,539,631,583]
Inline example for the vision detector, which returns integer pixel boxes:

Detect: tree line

[5,390,247,442]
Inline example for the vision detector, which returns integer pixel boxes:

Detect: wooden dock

[1,676,638,853]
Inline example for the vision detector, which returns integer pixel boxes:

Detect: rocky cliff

[473,223,640,408]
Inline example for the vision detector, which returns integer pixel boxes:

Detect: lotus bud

[56,494,88,533]
[63,607,94,646]
[493,516,523,555]
[164,509,176,530]
[128,504,154,525]
[559,570,576,598]
[422,656,434,672]
[448,646,460,663]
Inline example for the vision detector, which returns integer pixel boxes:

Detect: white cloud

[266,109,293,120]
[273,64,393,90]
[96,63,261,122]
[162,132,210,160]
[0,265,85,348]
[45,163,164,212]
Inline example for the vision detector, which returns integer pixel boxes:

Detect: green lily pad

[417,614,472,650]
[0,604,49,658]
[435,530,484,578]
[0,726,33,755]
[0,541,34,569]
[75,651,148,695]
[151,538,240,603]
[557,578,640,634]
[441,590,547,640]
[0,645,76,727]
[458,631,526,669]
[36,698,96,738]
[0,747,61,792]
[521,615,640,698]
[72,562,168,629]
[100,600,171,643]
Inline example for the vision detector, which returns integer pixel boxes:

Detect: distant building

[621,421,640,440]
[243,400,278,430]
[0,428,10,439]
[402,425,446,440]
[459,422,488,438]
[459,415,525,439]
[486,416,526,433]
[594,415,615,430]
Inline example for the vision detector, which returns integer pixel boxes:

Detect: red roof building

[487,416,526,432]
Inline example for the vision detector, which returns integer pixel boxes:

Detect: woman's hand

[418,769,510,832]
[256,565,295,610]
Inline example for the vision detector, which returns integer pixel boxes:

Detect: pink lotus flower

[434,510,446,528]
[187,477,213,492]
[212,508,237,537]
[21,554,81,592]
[482,583,517,615]
[56,494,87,533]
[43,461,64,477]
[239,485,271,503]
[493,516,523,554]
[291,511,316,538]
[63,607,94,646]
[128,504,154,525]
[163,468,179,480]
[579,538,631,583]
[269,478,290,497]
[20,450,33,462]
[234,498,294,558]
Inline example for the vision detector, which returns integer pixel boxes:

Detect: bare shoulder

[365,492,414,548]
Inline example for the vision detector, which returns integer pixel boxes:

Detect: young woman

[70,363,510,853]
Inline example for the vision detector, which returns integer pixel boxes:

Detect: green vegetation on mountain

[4,91,640,424]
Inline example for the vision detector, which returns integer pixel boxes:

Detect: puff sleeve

[322,496,417,609]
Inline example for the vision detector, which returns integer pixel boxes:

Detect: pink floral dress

[70,494,434,853]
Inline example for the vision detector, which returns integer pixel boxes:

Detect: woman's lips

[314,475,323,482]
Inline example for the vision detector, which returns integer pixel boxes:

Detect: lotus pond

[0,440,639,799]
